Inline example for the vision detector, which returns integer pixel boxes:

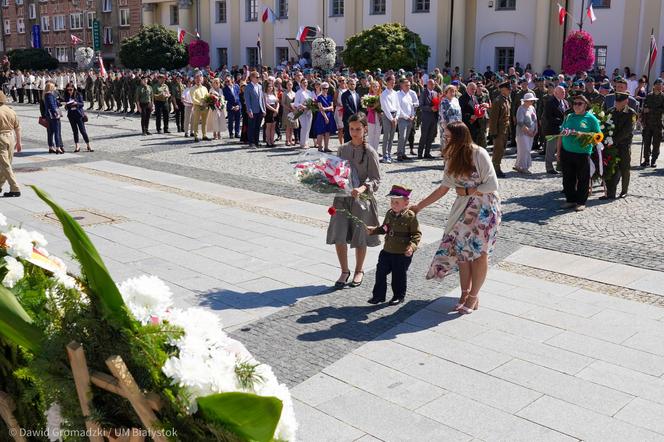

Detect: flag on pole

[70,34,82,45]
[261,7,276,23]
[177,27,186,43]
[587,4,596,23]
[296,26,317,43]
[647,33,658,71]
[257,33,263,65]
[98,55,107,78]
[557,2,567,26]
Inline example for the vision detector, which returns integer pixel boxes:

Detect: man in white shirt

[396,78,418,161]
[379,74,400,163]
[294,78,314,149]
[25,72,35,104]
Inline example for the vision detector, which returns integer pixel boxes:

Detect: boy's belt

[388,231,412,238]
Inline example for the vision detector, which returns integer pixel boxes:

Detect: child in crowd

[367,185,422,306]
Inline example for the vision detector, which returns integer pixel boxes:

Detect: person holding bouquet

[313,82,336,153]
[556,95,601,212]
[294,78,315,149]
[326,112,381,289]
[206,78,227,141]
[365,81,383,152]
[190,73,210,142]
[514,92,538,174]
[600,92,637,200]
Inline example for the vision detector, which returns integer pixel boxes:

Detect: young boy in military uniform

[367,185,422,306]
[600,92,637,200]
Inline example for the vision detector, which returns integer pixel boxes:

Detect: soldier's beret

[599,82,611,90]
[536,76,545,82]
[498,81,511,89]
[614,76,627,84]
[559,82,568,88]
[615,92,629,101]
[654,78,663,85]
[584,77,595,83]
[518,77,528,84]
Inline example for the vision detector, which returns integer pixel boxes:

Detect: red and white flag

[647,34,658,71]
[177,27,186,44]
[70,34,83,45]
[98,55,107,78]
[296,26,316,43]
[261,7,276,23]
[557,2,567,25]
[587,4,596,23]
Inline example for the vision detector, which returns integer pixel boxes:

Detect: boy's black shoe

[367,296,385,305]
[3,191,21,197]
[388,296,404,306]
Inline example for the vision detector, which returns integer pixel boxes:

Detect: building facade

[0,0,143,67]
[176,0,664,78]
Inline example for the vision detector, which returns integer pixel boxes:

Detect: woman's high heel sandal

[454,289,471,311]
[458,294,479,315]
[349,270,364,287]
[334,271,351,289]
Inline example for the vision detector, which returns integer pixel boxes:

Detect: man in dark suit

[341,78,362,142]
[223,76,242,138]
[418,79,438,159]
[542,86,568,174]
[459,82,481,144]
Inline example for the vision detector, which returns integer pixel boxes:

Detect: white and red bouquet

[474,103,489,119]
[293,151,355,195]
[203,92,225,110]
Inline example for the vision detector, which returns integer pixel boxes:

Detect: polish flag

[587,4,596,23]
[647,34,658,71]
[98,55,107,78]
[557,3,567,26]
[177,27,185,44]
[296,26,316,43]
[261,7,276,23]
[70,34,82,45]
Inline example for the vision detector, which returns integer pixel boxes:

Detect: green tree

[119,24,188,69]
[7,49,58,71]
[342,23,430,71]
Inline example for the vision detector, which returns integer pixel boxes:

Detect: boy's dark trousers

[605,144,631,198]
[372,250,412,302]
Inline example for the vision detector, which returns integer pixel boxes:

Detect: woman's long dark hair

[348,112,368,164]
[63,82,78,101]
[444,121,475,178]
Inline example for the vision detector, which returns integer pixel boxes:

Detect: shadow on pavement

[197,284,332,311]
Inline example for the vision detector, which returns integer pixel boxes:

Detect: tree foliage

[342,23,430,71]
[119,25,188,69]
[7,49,58,71]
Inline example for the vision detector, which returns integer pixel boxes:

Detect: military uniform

[113,74,123,111]
[475,85,491,148]
[604,100,637,198]
[85,75,94,109]
[170,79,185,132]
[489,84,511,176]
[641,90,664,167]
[121,74,131,112]
[94,76,104,110]
[368,205,422,305]
[152,81,171,133]
[0,93,20,196]
[104,76,114,111]
[135,82,154,135]
[129,75,139,113]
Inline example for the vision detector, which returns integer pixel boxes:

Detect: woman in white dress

[334,77,347,145]
[514,92,538,174]
[206,77,226,140]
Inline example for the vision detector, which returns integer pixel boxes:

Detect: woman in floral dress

[412,121,501,314]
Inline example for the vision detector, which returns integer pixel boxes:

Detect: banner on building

[31,25,41,49]
[92,19,101,51]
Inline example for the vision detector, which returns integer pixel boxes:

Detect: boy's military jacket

[371,209,422,254]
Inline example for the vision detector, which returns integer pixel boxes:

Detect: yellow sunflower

[593,132,604,144]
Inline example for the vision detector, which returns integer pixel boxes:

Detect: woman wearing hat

[514,92,538,174]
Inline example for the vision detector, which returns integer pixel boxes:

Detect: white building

[144,0,664,77]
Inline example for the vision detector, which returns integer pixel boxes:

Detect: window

[28,3,35,19]
[3,20,9,35]
[87,11,95,28]
[217,47,227,67]
[495,47,514,72]
[53,15,65,31]
[412,0,429,12]
[495,0,516,10]
[16,0,22,5]
[215,0,226,23]
[276,0,287,18]
[276,46,288,64]
[245,0,257,21]
[330,0,343,16]
[55,46,67,62]
[40,14,49,31]
[1,0,7,7]
[591,0,610,8]
[169,5,178,25]
[70,12,82,29]
[102,0,111,12]
[119,8,129,26]
[17,18,24,33]
[370,0,385,14]
[103,26,112,44]
[593,46,607,71]
[247,47,258,66]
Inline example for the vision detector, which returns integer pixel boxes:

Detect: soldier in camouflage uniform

[121,72,131,113]
[113,72,123,112]
[641,78,664,168]
[601,92,638,199]
[94,74,105,111]
[104,73,114,111]
[85,70,95,110]
[130,72,140,114]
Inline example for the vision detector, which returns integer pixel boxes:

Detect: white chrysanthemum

[2,256,24,288]
[253,364,298,441]
[45,402,63,442]
[0,212,7,227]
[29,230,48,248]
[3,227,34,259]
[118,275,173,324]
[605,137,613,145]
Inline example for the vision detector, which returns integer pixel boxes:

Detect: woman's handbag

[38,116,48,128]
[82,113,88,123]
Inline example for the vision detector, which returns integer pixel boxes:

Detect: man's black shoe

[367,297,385,305]
[145,131,152,135]
[598,195,615,200]
[641,161,650,167]
[619,192,628,198]
[3,191,20,197]
[546,170,559,175]
[157,129,162,134]
[388,296,404,306]
[651,162,657,168]
[164,129,171,134]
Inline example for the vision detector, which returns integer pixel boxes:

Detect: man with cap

[601,92,637,199]
[583,78,602,106]
[0,92,22,197]
[640,78,664,167]
[104,73,115,112]
[488,81,511,177]
[135,76,154,136]
[94,73,105,111]
[604,77,638,111]
[152,74,172,134]
[85,70,95,110]
[367,184,421,306]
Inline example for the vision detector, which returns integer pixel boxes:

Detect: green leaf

[0,285,43,351]
[197,392,283,442]
[30,186,135,331]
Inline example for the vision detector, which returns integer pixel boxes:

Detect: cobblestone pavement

[12,103,664,272]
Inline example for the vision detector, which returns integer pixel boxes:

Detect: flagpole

[647,28,654,93]
[561,0,569,71]
[579,0,585,31]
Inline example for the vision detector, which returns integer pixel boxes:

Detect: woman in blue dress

[313,81,337,152]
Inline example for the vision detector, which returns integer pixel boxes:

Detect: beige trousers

[0,132,18,192]
[191,105,209,137]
